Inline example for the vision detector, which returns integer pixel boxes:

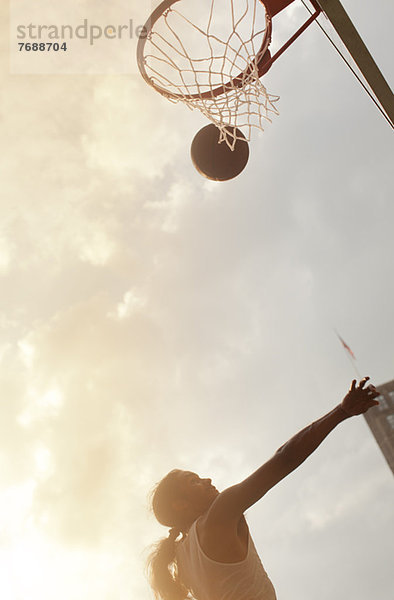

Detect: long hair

[146,470,191,600]
[147,530,189,600]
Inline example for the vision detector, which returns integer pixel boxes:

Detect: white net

[139,0,280,150]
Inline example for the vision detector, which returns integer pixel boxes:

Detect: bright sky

[1,1,393,599]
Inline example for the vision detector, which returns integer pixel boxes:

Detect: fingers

[345,378,380,415]
[364,381,380,410]
[359,376,370,389]
[367,386,379,400]
[349,378,368,391]
[367,399,380,410]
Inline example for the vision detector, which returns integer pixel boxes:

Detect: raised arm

[209,378,380,523]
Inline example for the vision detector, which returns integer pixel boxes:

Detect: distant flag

[335,331,356,359]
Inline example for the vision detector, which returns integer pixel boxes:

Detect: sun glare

[17,386,64,428]
[18,339,35,369]
[34,445,53,478]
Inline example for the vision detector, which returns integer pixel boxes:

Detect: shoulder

[205,452,290,521]
[196,511,249,563]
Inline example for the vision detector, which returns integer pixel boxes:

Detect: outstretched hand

[341,377,380,416]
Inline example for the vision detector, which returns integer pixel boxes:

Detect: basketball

[190,124,249,181]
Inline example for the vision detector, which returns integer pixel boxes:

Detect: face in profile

[173,470,219,516]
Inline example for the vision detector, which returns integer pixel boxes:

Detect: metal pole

[316,0,394,125]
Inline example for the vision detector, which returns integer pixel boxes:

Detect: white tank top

[176,519,277,600]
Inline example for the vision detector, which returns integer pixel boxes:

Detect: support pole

[316,0,394,125]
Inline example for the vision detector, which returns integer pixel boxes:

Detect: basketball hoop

[137,0,281,150]
[137,0,322,172]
